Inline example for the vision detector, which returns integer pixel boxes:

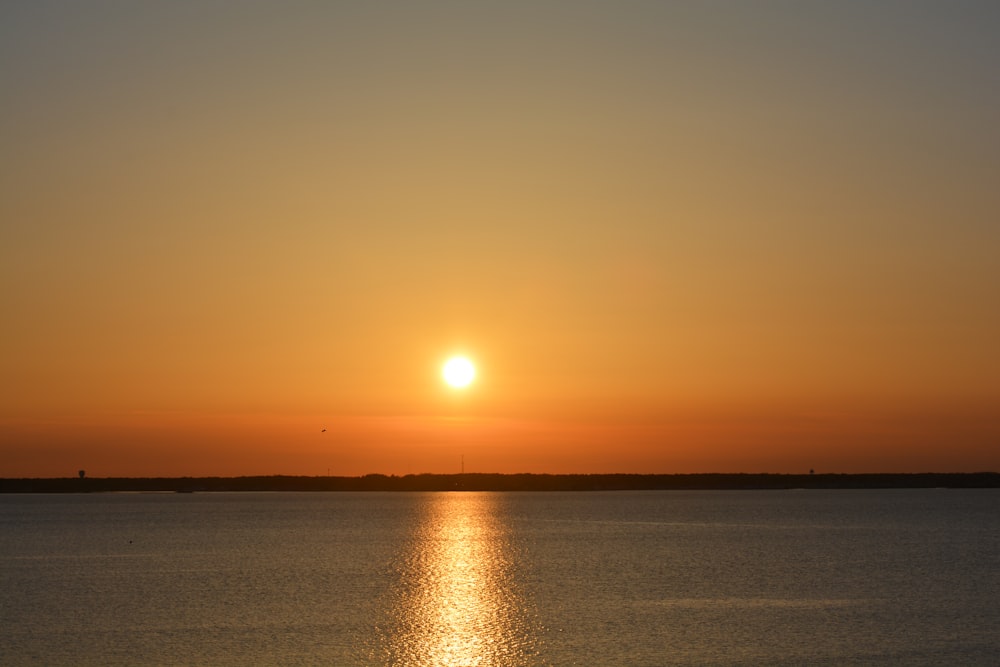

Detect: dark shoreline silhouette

[1,472,998,493]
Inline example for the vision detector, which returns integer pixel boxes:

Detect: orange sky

[2,2,999,477]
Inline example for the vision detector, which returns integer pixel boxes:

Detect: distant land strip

[1,472,998,493]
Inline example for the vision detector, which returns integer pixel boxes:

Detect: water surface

[2,490,998,665]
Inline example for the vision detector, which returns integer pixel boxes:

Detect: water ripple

[371,493,540,666]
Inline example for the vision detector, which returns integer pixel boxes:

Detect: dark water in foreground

[1,490,998,666]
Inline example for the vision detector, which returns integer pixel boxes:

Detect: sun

[442,356,476,389]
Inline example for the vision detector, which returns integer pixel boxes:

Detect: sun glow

[442,356,476,389]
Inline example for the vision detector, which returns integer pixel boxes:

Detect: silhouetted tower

[78,470,86,479]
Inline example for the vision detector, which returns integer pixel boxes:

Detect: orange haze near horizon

[2,3,999,477]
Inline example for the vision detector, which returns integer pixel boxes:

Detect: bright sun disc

[442,356,476,388]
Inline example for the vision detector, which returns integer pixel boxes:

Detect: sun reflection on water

[374,493,538,666]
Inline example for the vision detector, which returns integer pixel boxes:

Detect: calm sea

[1,490,998,666]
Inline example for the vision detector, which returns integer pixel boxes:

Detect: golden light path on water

[374,493,539,666]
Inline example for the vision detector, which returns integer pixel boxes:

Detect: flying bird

[321,428,326,433]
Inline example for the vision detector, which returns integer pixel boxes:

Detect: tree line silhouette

[1,472,998,493]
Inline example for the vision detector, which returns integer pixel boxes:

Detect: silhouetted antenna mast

[461,454,464,475]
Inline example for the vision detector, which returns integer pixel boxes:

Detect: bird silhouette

[321,428,326,433]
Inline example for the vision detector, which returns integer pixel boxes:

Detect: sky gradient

[3,1,999,477]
